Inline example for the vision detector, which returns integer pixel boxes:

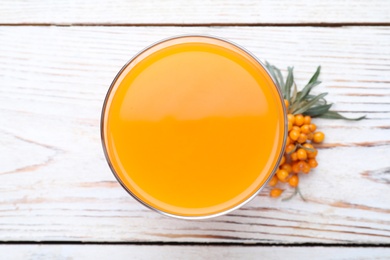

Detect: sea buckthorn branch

[265,62,365,200]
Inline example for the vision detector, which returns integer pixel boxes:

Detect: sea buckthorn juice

[101,36,287,218]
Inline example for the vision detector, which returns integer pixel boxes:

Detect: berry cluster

[269,100,324,198]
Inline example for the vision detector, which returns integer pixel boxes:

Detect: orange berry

[292,162,300,173]
[286,136,291,146]
[302,161,311,174]
[285,144,296,154]
[298,160,306,171]
[279,155,286,166]
[276,169,289,182]
[307,149,318,159]
[303,143,314,149]
[284,99,289,108]
[297,133,307,144]
[292,126,301,133]
[291,152,298,161]
[268,175,278,187]
[307,132,313,140]
[289,175,299,187]
[289,130,300,141]
[303,115,311,125]
[287,114,295,124]
[300,124,310,134]
[297,148,307,160]
[288,121,293,131]
[303,143,317,158]
[309,123,317,132]
[294,114,304,126]
[270,188,283,198]
[313,131,325,143]
[308,158,318,168]
[280,163,292,173]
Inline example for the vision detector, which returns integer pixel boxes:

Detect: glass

[101,35,287,219]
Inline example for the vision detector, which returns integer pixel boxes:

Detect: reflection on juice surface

[102,36,286,217]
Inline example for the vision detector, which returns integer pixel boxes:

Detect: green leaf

[285,67,294,101]
[317,111,366,121]
[296,80,321,103]
[292,92,328,115]
[304,103,333,117]
[275,67,285,90]
[265,62,281,89]
[307,66,321,85]
[291,82,298,104]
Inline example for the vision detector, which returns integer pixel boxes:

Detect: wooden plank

[0,0,390,25]
[0,26,389,243]
[1,245,390,259]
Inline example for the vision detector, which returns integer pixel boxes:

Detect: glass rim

[100,34,288,220]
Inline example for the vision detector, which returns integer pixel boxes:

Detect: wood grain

[1,245,390,259]
[0,26,389,243]
[0,0,389,25]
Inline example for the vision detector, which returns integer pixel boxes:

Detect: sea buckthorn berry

[280,163,292,173]
[289,175,299,187]
[292,162,300,173]
[287,114,295,124]
[289,130,300,141]
[297,148,307,160]
[307,132,314,140]
[291,152,298,161]
[292,126,301,133]
[286,136,291,146]
[308,158,318,168]
[297,133,307,144]
[300,124,310,134]
[294,114,304,126]
[304,115,311,125]
[285,144,296,154]
[270,188,283,198]
[303,143,317,158]
[280,155,286,166]
[298,160,306,171]
[268,175,278,187]
[303,143,314,149]
[309,123,317,132]
[284,99,289,108]
[276,169,289,182]
[288,121,293,131]
[302,161,311,174]
[307,148,318,159]
[313,131,325,143]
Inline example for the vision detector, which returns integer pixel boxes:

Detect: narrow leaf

[265,62,281,89]
[307,66,321,85]
[285,67,294,101]
[291,82,298,104]
[317,110,366,121]
[292,93,328,115]
[304,103,333,117]
[297,81,321,103]
[275,68,285,91]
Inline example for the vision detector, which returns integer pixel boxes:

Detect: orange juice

[101,36,286,218]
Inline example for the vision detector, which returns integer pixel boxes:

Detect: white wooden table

[1,1,390,259]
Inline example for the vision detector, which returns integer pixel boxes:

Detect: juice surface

[102,36,286,217]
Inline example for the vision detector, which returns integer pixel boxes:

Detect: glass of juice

[101,35,287,219]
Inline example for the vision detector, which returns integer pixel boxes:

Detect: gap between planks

[1,22,390,27]
[0,241,389,247]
